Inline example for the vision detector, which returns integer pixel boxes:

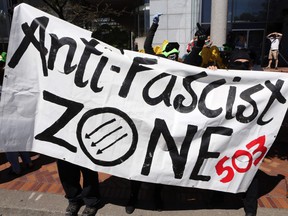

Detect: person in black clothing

[183,23,209,66]
[125,13,179,215]
[209,49,259,216]
[0,52,6,96]
[229,50,258,216]
[57,160,101,216]
[144,13,180,61]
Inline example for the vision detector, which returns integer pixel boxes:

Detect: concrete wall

[149,0,201,57]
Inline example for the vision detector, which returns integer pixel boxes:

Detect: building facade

[139,0,288,66]
[1,0,288,66]
[0,0,13,52]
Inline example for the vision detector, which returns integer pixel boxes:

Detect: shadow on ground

[0,153,56,183]
[99,169,284,212]
[267,111,288,160]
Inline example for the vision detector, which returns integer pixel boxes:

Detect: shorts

[268,50,279,60]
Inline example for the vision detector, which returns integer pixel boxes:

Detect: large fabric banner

[1,4,288,193]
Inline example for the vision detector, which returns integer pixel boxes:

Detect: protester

[0,51,34,176]
[209,49,259,216]
[125,180,162,214]
[5,152,33,175]
[57,160,101,216]
[201,45,225,69]
[125,13,180,214]
[186,36,197,53]
[0,52,6,98]
[203,35,213,48]
[230,49,259,216]
[143,13,180,61]
[183,23,209,66]
[266,32,283,69]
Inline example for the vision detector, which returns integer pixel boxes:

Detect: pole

[210,0,228,48]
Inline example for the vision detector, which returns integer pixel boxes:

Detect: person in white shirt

[266,32,283,69]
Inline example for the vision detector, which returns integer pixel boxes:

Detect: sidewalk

[0,188,287,216]
[262,66,288,73]
[0,150,287,216]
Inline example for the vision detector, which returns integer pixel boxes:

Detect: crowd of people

[138,14,283,73]
[0,12,284,216]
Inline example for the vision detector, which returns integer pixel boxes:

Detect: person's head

[0,52,6,63]
[0,52,6,86]
[228,49,251,70]
[161,42,180,61]
[194,23,208,48]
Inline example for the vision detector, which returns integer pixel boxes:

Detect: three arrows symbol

[91,126,123,146]
[85,118,116,139]
[96,133,128,155]
[85,118,128,155]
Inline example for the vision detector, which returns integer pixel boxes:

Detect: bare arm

[267,32,283,38]
[275,32,283,38]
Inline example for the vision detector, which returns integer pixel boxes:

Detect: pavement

[0,67,287,216]
[0,142,287,216]
[262,67,288,73]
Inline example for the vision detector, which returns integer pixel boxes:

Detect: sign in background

[1,4,288,193]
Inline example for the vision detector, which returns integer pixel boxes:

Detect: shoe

[65,202,83,216]
[8,169,21,177]
[26,162,34,169]
[275,67,278,70]
[125,205,135,214]
[125,197,136,214]
[265,66,270,69]
[155,199,163,212]
[81,206,98,216]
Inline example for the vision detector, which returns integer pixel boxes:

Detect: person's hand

[207,65,218,70]
[153,13,162,24]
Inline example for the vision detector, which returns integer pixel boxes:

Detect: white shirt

[269,38,281,50]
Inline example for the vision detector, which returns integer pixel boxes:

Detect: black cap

[163,42,180,52]
[229,49,251,62]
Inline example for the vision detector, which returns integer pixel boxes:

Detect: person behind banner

[183,23,209,66]
[229,49,259,216]
[0,51,34,176]
[209,49,259,216]
[57,160,102,216]
[5,152,34,176]
[125,13,178,215]
[143,13,180,61]
[0,52,6,98]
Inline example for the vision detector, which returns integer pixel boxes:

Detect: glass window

[201,0,211,23]
[202,0,268,23]
[232,0,268,22]
[0,0,11,43]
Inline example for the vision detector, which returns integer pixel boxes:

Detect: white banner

[1,3,288,193]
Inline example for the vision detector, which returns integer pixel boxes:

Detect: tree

[41,0,69,20]
[21,0,129,28]
[20,0,134,49]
